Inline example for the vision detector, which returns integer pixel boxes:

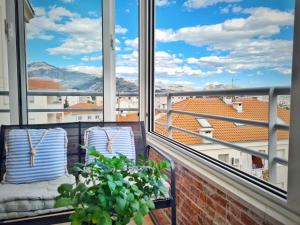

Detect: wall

[191,140,289,190]
[149,150,284,225]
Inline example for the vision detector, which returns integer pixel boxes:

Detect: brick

[227,202,241,219]
[227,212,243,225]
[149,150,281,225]
[241,212,259,225]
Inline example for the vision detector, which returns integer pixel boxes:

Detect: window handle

[111,35,115,51]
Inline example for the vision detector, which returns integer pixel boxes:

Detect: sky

[26,0,295,90]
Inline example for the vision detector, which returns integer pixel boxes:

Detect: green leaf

[71,219,81,225]
[116,197,126,211]
[147,200,155,209]
[55,197,72,208]
[127,193,134,202]
[115,180,123,186]
[140,204,149,215]
[58,183,73,194]
[159,160,170,169]
[161,174,169,181]
[88,146,101,158]
[108,181,116,191]
[98,211,112,225]
[134,212,144,225]
[131,201,139,211]
[98,194,107,207]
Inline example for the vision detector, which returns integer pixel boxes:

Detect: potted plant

[55,146,170,225]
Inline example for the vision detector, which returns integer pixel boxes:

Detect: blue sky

[26,0,294,90]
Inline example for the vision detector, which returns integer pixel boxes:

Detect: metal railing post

[268,88,278,184]
[167,93,172,138]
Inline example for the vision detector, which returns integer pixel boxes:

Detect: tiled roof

[28,79,64,90]
[116,113,139,122]
[155,98,290,145]
[65,103,101,115]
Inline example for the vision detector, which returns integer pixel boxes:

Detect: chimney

[232,101,243,113]
[223,96,232,105]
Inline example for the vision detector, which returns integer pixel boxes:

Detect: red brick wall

[149,150,283,225]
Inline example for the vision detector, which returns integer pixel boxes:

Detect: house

[27,79,65,124]
[155,97,290,189]
[63,103,103,122]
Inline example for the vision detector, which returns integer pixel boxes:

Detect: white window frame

[141,0,300,216]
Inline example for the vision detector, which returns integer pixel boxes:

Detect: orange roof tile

[116,113,139,122]
[65,103,101,115]
[155,98,290,145]
[28,79,64,90]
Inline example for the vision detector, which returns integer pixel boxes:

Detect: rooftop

[156,97,290,145]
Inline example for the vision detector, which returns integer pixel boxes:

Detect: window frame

[9,0,143,124]
[143,0,300,214]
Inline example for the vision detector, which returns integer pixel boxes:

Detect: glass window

[26,0,103,124]
[153,0,295,191]
[115,0,139,122]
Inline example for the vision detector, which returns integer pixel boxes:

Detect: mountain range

[27,62,138,93]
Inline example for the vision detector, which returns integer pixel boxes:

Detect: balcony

[1,0,300,225]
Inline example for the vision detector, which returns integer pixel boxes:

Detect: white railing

[26,91,139,113]
[155,87,290,184]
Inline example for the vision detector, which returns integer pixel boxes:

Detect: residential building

[155,97,289,189]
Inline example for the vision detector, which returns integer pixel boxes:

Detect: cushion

[84,126,135,163]
[0,175,75,220]
[4,128,68,184]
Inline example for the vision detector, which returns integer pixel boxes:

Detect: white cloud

[155,51,215,77]
[48,6,78,21]
[220,4,242,14]
[155,29,177,42]
[125,9,130,13]
[27,6,128,56]
[156,0,175,7]
[156,7,294,75]
[232,6,242,13]
[159,7,293,48]
[184,0,241,9]
[187,39,293,74]
[156,78,194,87]
[115,25,128,34]
[80,55,102,62]
[124,38,139,49]
[67,65,102,76]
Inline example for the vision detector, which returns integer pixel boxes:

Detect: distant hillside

[27,62,138,93]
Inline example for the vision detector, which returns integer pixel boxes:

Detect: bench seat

[0,175,75,220]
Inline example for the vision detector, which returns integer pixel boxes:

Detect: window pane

[26,0,103,124]
[154,0,294,191]
[115,0,139,122]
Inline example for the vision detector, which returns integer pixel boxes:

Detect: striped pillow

[5,128,68,184]
[84,126,135,163]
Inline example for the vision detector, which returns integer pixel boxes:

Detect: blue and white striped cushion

[84,127,135,163]
[5,128,68,184]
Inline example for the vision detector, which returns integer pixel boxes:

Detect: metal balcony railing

[154,87,290,184]
[26,91,139,113]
